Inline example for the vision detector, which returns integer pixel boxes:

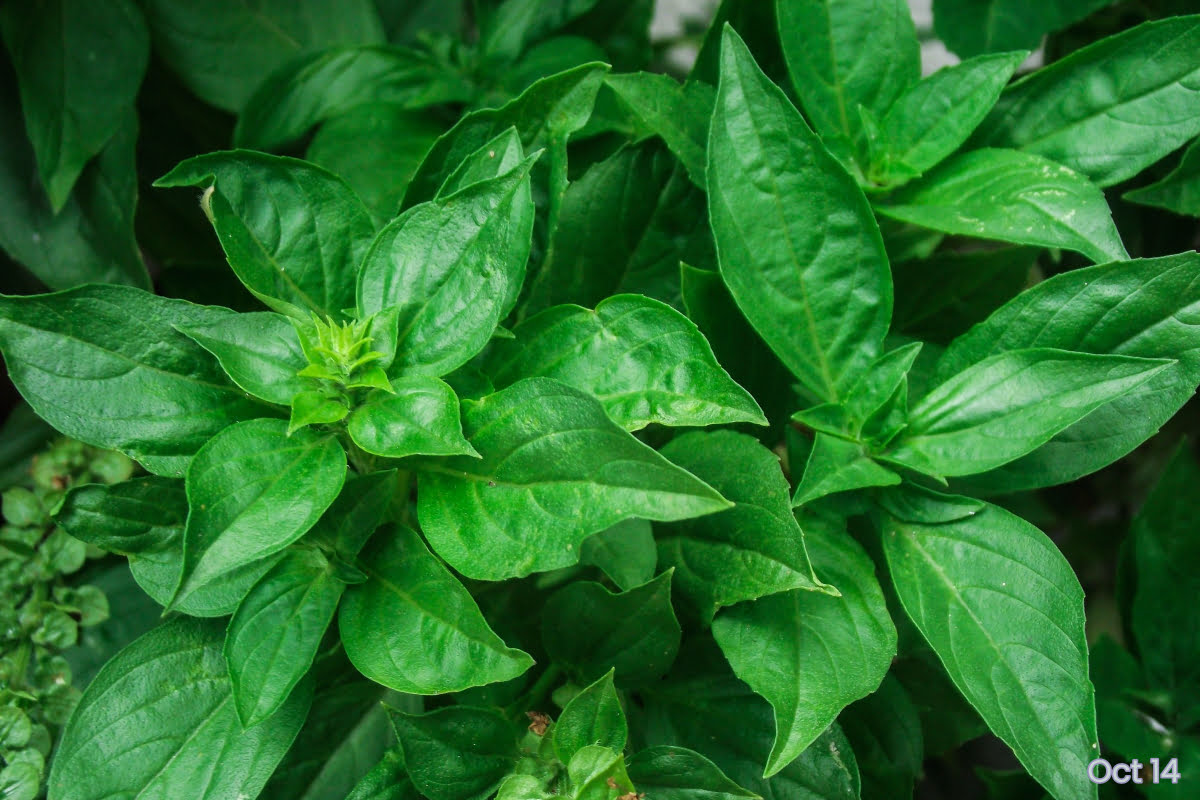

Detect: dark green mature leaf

[156,151,375,318]
[56,476,186,555]
[490,295,763,431]
[357,157,535,377]
[542,571,681,686]
[888,348,1169,478]
[348,379,476,459]
[776,0,919,156]
[839,675,923,800]
[1131,445,1200,713]
[129,536,282,618]
[306,105,445,222]
[346,750,413,800]
[656,431,831,623]
[0,0,148,211]
[713,517,896,777]
[141,0,385,112]
[935,253,1200,491]
[47,618,310,800]
[417,378,729,580]
[339,525,533,694]
[882,503,1099,800]
[403,63,607,207]
[870,51,1026,186]
[0,286,261,476]
[876,149,1127,264]
[877,483,984,524]
[225,548,344,727]
[708,27,891,404]
[580,519,657,591]
[479,0,601,64]
[933,0,1110,57]
[978,16,1200,186]
[1125,137,1200,217]
[555,670,627,764]
[304,470,398,558]
[178,311,308,406]
[605,72,712,186]
[235,45,470,151]
[626,747,758,800]
[388,706,520,800]
[523,142,711,313]
[172,419,346,608]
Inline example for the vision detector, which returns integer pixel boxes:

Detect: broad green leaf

[402,63,607,207]
[288,390,349,434]
[489,295,764,431]
[713,518,897,777]
[356,157,535,377]
[140,0,385,112]
[839,675,923,800]
[708,27,891,404]
[339,525,533,694]
[978,16,1200,186]
[524,141,710,314]
[567,745,635,800]
[0,286,260,476]
[0,0,148,211]
[625,747,758,800]
[870,51,1026,186]
[304,470,398,558]
[1125,136,1200,217]
[776,0,919,154]
[496,775,553,800]
[656,431,831,623]
[388,706,519,800]
[348,379,476,459]
[888,348,1169,478]
[437,128,526,198]
[306,105,445,222]
[177,312,308,406]
[1131,445,1200,715]
[479,0,601,64]
[792,433,901,507]
[56,476,185,555]
[876,483,984,524]
[542,572,681,687]
[555,670,627,764]
[934,253,1200,491]
[47,618,310,800]
[605,72,713,186]
[235,45,471,151]
[225,548,344,727]
[156,151,375,318]
[876,149,1127,264]
[579,519,656,592]
[881,503,1099,800]
[417,378,729,580]
[933,0,1111,57]
[346,750,413,800]
[129,537,282,618]
[172,419,346,608]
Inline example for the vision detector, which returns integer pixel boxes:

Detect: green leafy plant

[2,1,1200,799]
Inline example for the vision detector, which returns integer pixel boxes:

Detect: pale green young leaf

[542,572,681,687]
[656,430,832,623]
[605,72,713,186]
[357,157,536,377]
[792,433,901,507]
[172,419,346,608]
[776,0,919,154]
[155,151,376,319]
[708,27,892,404]
[348,378,476,459]
[436,127,526,198]
[555,670,627,765]
[713,517,896,777]
[418,379,728,580]
[1125,136,1200,217]
[580,519,657,592]
[47,618,310,800]
[0,286,261,477]
[625,747,759,800]
[388,706,519,800]
[0,0,148,211]
[339,525,533,694]
[288,390,349,434]
[978,16,1200,186]
[876,149,1127,264]
[177,312,308,406]
[567,745,635,800]
[872,51,1026,186]
[881,503,1099,800]
[489,295,763,431]
[225,548,344,727]
[889,348,1169,477]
